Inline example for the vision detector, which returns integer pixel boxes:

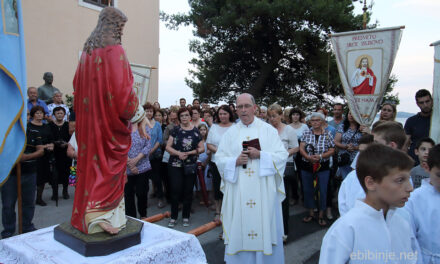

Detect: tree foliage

[162,0,391,110]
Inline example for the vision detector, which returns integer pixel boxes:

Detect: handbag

[184,162,197,176]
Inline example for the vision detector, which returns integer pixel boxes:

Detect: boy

[405,144,440,263]
[338,121,407,215]
[320,144,419,263]
[410,137,435,188]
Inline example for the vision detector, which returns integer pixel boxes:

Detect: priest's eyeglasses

[236,104,253,110]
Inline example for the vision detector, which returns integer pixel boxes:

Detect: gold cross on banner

[245,168,255,177]
[248,230,258,240]
[246,199,256,208]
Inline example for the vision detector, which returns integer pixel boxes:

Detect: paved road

[0,184,336,263]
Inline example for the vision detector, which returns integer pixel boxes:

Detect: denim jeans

[301,170,330,211]
[1,171,37,238]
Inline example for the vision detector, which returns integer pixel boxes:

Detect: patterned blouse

[127,129,152,175]
[301,128,335,162]
[169,126,202,167]
[336,124,361,162]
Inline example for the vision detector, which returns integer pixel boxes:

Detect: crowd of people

[2,82,439,263]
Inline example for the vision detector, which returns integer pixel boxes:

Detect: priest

[71,7,150,235]
[215,93,288,263]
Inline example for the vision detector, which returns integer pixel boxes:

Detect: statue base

[53,217,143,257]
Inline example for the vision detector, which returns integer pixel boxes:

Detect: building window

[78,0,118,11]
[83,0,113,8]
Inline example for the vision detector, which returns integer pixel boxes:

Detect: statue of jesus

[71,7,150,235]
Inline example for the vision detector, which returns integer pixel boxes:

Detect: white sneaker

[182,218,190,227]
[326,209,333,220]
[168,219,177,228]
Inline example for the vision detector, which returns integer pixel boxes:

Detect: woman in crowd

[288,108,308,205]
[299,112,335,227]
[379,102,397,121]
[153,101,161,110]
[191,107,205,127]
[49,107,71,200]
[29,106,54,206]
[202,109,213,128]
[268,103,299,242]
[334,111,361,179]
[206,105,235,221]
[289,108,308,141]
[166,107,204,227]
[125,123,152,219]
[144,103,165,208]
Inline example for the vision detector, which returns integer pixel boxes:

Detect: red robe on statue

[71,45,138,234]
[352,68,377,95]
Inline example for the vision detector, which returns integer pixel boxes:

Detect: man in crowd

[259,106,268,122]
[47,91,70,121]
[192,99,200,109]
[216,93,288,263]
[179,98,186,108]
[27,87,49,121]
[404,89,433,163]
[1,124,45,238]
[328,103,344,128]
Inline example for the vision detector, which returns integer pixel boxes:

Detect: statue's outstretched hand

[138,117,151,140]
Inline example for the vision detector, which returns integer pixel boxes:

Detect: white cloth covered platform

[0,220,206,264]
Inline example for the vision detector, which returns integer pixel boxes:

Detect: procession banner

[130,63,153,106]
[430,40,440,143]
[330,26,403,126]
[0,0,27,185]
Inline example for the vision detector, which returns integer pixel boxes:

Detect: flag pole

[362,0,368,30]
[16,162,23,234]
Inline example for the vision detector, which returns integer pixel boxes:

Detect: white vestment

[215,118,288,263]
[338,170,365,216]
[405,179,440,264]
[320,200,420,264]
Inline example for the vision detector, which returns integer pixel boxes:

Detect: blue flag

[0,0,27,186]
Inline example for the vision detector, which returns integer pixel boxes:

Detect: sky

[158,0,440,113]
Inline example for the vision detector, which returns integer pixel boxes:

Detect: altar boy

[405,144,440,264]
[320,144,419,264]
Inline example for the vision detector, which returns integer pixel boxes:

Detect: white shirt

[290,123,309,141]
[206,123,233,163]
[404,179,440,264]
[338,170,365,216]
[320,200,420,264]
[278,125,298,162]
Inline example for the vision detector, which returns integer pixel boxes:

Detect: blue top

[127,129,152,175]
[27,99,49,116]
[148,121,163,158]
[325,124,336,138]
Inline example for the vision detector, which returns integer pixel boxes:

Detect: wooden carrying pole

[142,211,171,223]
[187,220,222,237]
[16,162,23,234]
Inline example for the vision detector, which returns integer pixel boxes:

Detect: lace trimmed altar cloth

[0,219,206,264]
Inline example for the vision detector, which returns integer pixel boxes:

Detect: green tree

[162,0,377,110]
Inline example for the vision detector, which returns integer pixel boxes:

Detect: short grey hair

[53,91,62,96]
[309,112,325,121]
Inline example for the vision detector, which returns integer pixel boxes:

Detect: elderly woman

[334,111,362,179]
[268,103,298,241]
[379,102,397,121]
[299,112,335,227]
[125,124,152,219]
[166,107,204,227]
